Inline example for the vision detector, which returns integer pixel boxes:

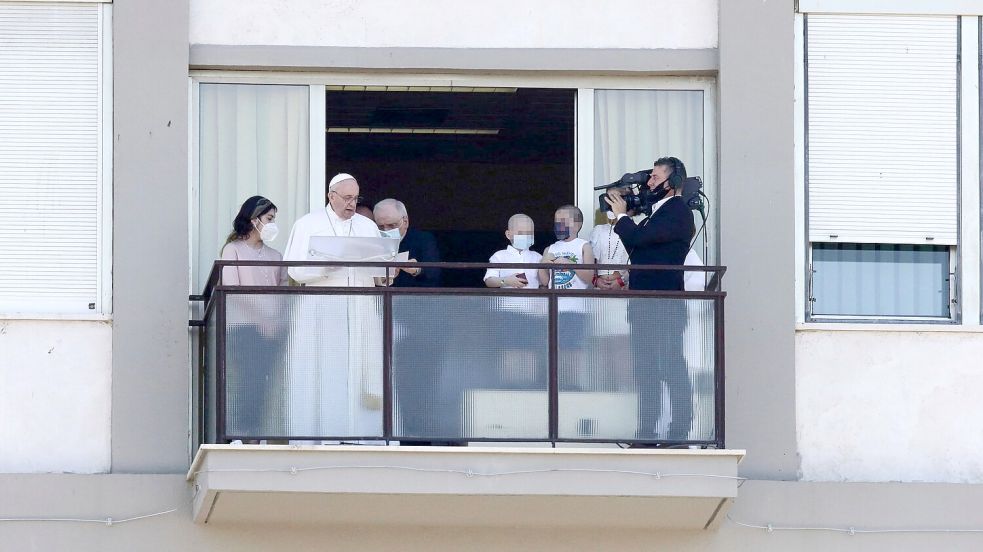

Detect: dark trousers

[629,300,692,441]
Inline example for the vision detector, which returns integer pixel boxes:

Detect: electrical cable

[0,509,177,526]
[689,190,710,251]
[727,515,983,535]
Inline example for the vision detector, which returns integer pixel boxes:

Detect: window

[811,243,951,318]
[0,2,112,315]
[191,77,718,294]
[805,14,959,320]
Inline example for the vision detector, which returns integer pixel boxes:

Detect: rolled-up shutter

[0,3,108,314]
[806,14,958,245]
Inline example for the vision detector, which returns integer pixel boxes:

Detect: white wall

[190,0,717,50]
[796,330,983,483]
[0,320,111,473]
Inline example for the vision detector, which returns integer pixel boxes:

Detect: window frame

[807,242,957,322]
[187,72,719,296]
[795,13,982,326]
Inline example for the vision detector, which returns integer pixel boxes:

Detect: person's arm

[220,243,240,286]
[538,249,554,289]
[482,255,505,287]
[575,242,595,285]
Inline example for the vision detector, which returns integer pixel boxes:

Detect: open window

[192,79,717,292]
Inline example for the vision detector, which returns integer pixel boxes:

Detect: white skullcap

[328,173,356,191]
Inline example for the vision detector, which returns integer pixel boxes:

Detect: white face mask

[512,234,534,250]
[380,228,401,240]
[258,221,278,242]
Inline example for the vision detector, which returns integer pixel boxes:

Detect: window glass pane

[197,84,310,292]
[812,243,950,318]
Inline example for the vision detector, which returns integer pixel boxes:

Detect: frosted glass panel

[204,304,217,444]
[558,297,716,442]
[391,294,549,440]
[225,293,384,439]
[812,243,950,318]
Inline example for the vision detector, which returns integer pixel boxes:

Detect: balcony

[188,260,742,528]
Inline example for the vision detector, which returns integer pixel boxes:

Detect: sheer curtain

[594,90,704,190]
[196,84,310,291]
[593,88,710,259]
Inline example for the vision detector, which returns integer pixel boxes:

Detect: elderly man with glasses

[282,173,386,443]
[283,173,382,287]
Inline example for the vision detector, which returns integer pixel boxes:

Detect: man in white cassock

[283,173,385,441]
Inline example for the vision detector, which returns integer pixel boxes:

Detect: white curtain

[593,89,704,186]
[593,88,711,265]
[197,84,310,291]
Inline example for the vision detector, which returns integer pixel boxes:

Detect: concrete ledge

[188,445,744,528]
[189,45,719,75]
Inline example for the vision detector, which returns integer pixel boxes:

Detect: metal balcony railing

[191,260,726,448]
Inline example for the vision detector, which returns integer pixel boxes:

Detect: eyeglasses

[330,191,363,205]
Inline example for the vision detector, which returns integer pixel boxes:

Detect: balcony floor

[188,444,745,529]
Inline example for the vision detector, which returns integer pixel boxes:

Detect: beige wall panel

[2,475,983,550]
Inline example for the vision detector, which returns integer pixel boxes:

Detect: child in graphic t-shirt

[539,205,595,391]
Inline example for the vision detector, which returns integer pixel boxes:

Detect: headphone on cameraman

[664,156,687,190]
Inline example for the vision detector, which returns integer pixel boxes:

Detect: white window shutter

[806,15,958,245]
[0,3,107,314]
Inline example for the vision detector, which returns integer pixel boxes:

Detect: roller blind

[806,15,958,245]
[0,3,108,314]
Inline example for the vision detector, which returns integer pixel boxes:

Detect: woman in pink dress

[220,196,288,442]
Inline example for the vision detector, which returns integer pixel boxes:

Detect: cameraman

[605,157,695,443]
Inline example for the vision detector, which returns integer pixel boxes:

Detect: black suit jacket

[394,228,442,287]
[613,196,695,291]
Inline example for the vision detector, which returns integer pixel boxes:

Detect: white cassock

[282,206,384,439]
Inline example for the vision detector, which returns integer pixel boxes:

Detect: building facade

[2,0,983,549]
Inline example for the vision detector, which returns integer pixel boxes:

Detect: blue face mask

[380,228,401,240]
[512,234,534,251]
[554,223,571,241]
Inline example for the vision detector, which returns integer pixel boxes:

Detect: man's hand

[606,190,628,216]
[406,258,421,276]
[503,274,528,288]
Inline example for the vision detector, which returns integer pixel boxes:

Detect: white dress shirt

[484,245,543,289]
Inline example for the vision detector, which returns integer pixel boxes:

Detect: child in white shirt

[484,213,542,289]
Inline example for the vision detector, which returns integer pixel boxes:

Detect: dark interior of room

[325,87,575,287]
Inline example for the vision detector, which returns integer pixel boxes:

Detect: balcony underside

[188,445,745,529]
